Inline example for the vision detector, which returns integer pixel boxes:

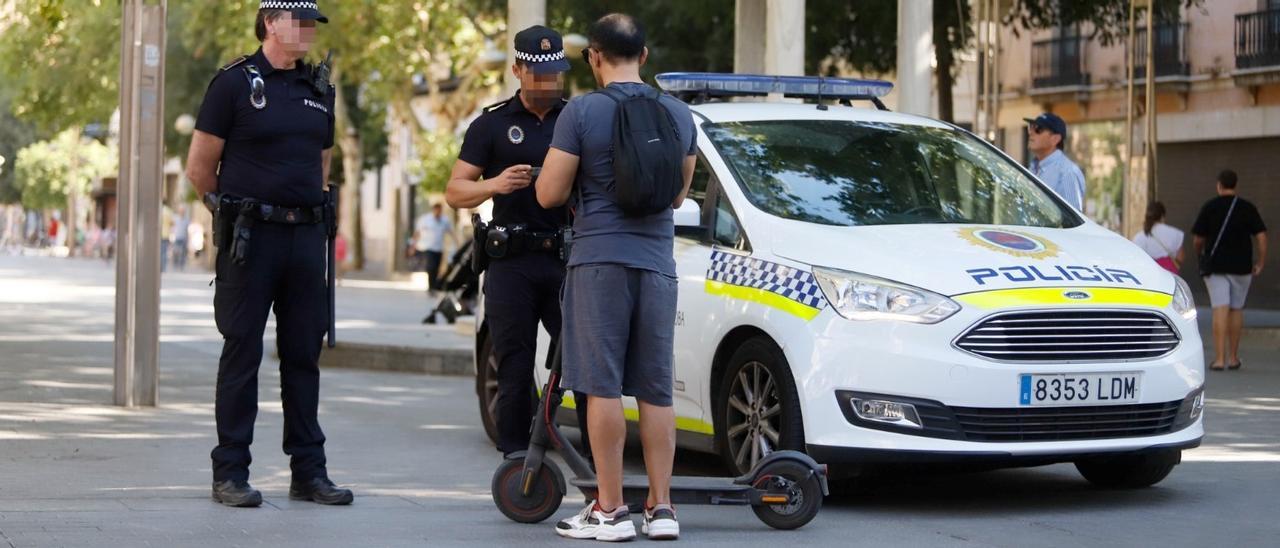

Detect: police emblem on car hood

[957,227,1061,260]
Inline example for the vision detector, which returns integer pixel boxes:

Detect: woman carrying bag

[1133,202,1185,274]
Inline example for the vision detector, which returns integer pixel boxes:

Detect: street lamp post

[114,0,166,407]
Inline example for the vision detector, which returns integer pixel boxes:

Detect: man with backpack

[536,13,697,542]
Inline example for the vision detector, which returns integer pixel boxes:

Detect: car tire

[715,336,805,476]
[475,333,500,445]
[1075,450,1181,489]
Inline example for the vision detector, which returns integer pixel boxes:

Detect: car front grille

[949,401,1183,442]
[955,310,1180,362]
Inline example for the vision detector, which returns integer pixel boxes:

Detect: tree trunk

[934,0,956,124]
[332,77,365,270]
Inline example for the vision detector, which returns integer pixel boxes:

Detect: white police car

[474,73,1204,488]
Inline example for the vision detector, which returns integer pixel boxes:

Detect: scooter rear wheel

[491,456,565,524]
[751,460,823,530]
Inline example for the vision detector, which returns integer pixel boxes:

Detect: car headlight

[813,267,960,324]
[1172,275,1196,320]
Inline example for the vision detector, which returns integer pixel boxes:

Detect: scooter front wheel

[491,455,565,523]
[751,459,823,530]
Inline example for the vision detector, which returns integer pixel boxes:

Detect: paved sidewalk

[2,255,1280,547]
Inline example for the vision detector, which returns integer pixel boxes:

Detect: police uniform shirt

[458,92,567,230]
[195,48,336,208]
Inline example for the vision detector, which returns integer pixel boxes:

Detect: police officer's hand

[488,164,533,195]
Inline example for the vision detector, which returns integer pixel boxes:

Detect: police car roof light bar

[656,73,893,110]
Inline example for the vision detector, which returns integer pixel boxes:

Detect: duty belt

[235,200,325,225]
[510,230,561,253]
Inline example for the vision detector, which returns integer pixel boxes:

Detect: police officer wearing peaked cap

[445,25,592,459]
[185,0,352,508]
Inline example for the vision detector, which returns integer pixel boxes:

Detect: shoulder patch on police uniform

[483,99,510,113]
[219,55,250,72]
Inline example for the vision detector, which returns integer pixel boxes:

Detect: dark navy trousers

[485,252,590,455]
[211,221,329,483]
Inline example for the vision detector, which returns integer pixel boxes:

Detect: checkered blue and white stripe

[707,251,827,310]
[515,50,566,63]
[260,1,319,10]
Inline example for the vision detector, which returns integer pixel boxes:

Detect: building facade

[972,0,1280,307]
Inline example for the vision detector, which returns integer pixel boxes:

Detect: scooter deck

[570,475,756,507]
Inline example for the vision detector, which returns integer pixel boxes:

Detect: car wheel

[1075,450,1181,488]
[475,333,500,445]
[715,336,805,476]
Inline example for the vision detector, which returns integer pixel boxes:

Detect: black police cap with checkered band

[260,0,328,24]
[513,25,570,74]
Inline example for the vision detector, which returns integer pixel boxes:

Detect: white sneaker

[642,504,680,540]
[555,500,637,542]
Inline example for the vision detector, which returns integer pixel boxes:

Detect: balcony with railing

[1135,22,1191,79]
[1031,35,1091,91]
[1236,9,1280,71]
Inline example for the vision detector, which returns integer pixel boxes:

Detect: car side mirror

[674,201,701,228]
[673,200,704,239]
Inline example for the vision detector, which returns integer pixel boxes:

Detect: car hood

[767,220,1175,297]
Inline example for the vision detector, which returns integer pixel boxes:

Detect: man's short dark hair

[1218,169,1238,189]
[255,9,287,42]
[588,13,645,63]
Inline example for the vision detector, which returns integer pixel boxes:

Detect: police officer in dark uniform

[445,26,590,458]
[185,1,352,508]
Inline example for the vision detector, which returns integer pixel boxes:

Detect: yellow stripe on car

[705,280,821,321]
[953,287,1173,309]
[560,393,716,435]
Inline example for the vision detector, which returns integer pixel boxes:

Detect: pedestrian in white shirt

[1132,201,1185,274]
[413,203,454,293]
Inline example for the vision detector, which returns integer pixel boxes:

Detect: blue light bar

[656,72,894,101]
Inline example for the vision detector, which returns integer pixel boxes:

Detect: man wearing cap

[185,1,353,508]
[1025,113,1087,212]
[445,26,592,460]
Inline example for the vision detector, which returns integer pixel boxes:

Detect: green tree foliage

[549,0,736,90]
[12,130,116,211]
[0,0,121,133]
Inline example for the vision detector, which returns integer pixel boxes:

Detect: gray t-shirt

[550,82,697,276]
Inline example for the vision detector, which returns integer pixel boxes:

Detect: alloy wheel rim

[485,348,499,422]
[725,360,782,472]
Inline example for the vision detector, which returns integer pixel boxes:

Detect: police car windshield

[704,120,1082,228]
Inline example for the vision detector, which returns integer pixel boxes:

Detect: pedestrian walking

[1192,169,1268,371]
[1132,201,1185,274]
[412,202,453,293]
[185,0,351,508]
[172,204,191,271]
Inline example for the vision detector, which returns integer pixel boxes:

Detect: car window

[703,120,1080,228]
[713,193,748,251]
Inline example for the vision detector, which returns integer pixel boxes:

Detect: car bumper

[791,305,1205,459]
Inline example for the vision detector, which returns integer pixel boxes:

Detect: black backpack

[597,85,685,217]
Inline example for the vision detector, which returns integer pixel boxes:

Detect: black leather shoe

[289,477,354,505]
[212,480,262,508]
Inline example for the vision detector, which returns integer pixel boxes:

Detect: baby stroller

[423,237,480,325]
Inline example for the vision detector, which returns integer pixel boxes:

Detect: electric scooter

[491,340,829,530]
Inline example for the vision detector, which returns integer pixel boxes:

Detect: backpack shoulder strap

[594,85,629,103]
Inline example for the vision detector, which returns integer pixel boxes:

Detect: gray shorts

[561,264,677,406]
[1204,274,1252,309]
